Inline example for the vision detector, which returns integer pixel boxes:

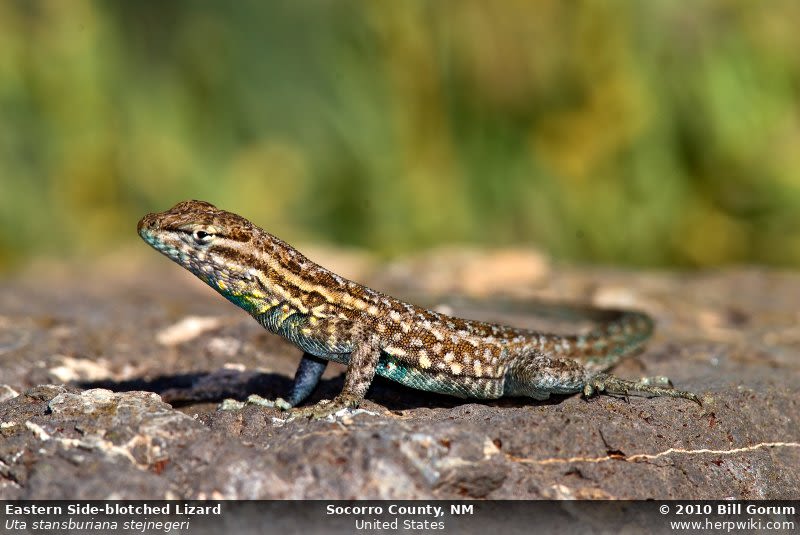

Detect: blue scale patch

[376,352,503,399]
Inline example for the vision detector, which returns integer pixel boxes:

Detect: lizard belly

[256,308,353,363]
[376,351,503,399]
[283,327,352,365]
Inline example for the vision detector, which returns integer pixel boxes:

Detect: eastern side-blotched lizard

[138,201,699,418]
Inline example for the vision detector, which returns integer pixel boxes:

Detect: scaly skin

[138,200,699,418]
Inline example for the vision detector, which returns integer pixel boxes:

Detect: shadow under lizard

[138,200,699,418]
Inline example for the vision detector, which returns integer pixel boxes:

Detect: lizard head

[138,200,252,260]
[138,200,266,309]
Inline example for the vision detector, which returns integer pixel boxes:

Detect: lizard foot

[291,395,361,420]
[584,373,701,405]
[219,395,292,412]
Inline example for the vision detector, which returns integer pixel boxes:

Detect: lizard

[138,200,700,418]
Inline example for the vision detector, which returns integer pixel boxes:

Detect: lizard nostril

[137,215,158,234]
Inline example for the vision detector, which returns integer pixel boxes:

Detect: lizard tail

[556,309,654,372]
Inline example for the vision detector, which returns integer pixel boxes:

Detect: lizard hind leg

[503,354,593,400]
[503,353,701,405]
[584,373,701,404]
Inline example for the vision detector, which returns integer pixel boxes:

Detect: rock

[0,384,19,403]
[0,258,798,499]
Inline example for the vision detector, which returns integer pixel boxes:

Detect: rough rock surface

[0,251,798,499]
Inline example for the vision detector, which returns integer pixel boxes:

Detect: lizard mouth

[137,213,182,260]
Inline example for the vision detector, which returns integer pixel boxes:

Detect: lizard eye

[192,229,214,245]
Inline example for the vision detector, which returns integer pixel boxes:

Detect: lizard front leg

[220,352,328,412]
[286,352,328,407]
[294,331,381,419]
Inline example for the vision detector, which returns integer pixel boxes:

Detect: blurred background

[1,0,799,272]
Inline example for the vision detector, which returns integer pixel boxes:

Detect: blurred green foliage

[1,0,799,270]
